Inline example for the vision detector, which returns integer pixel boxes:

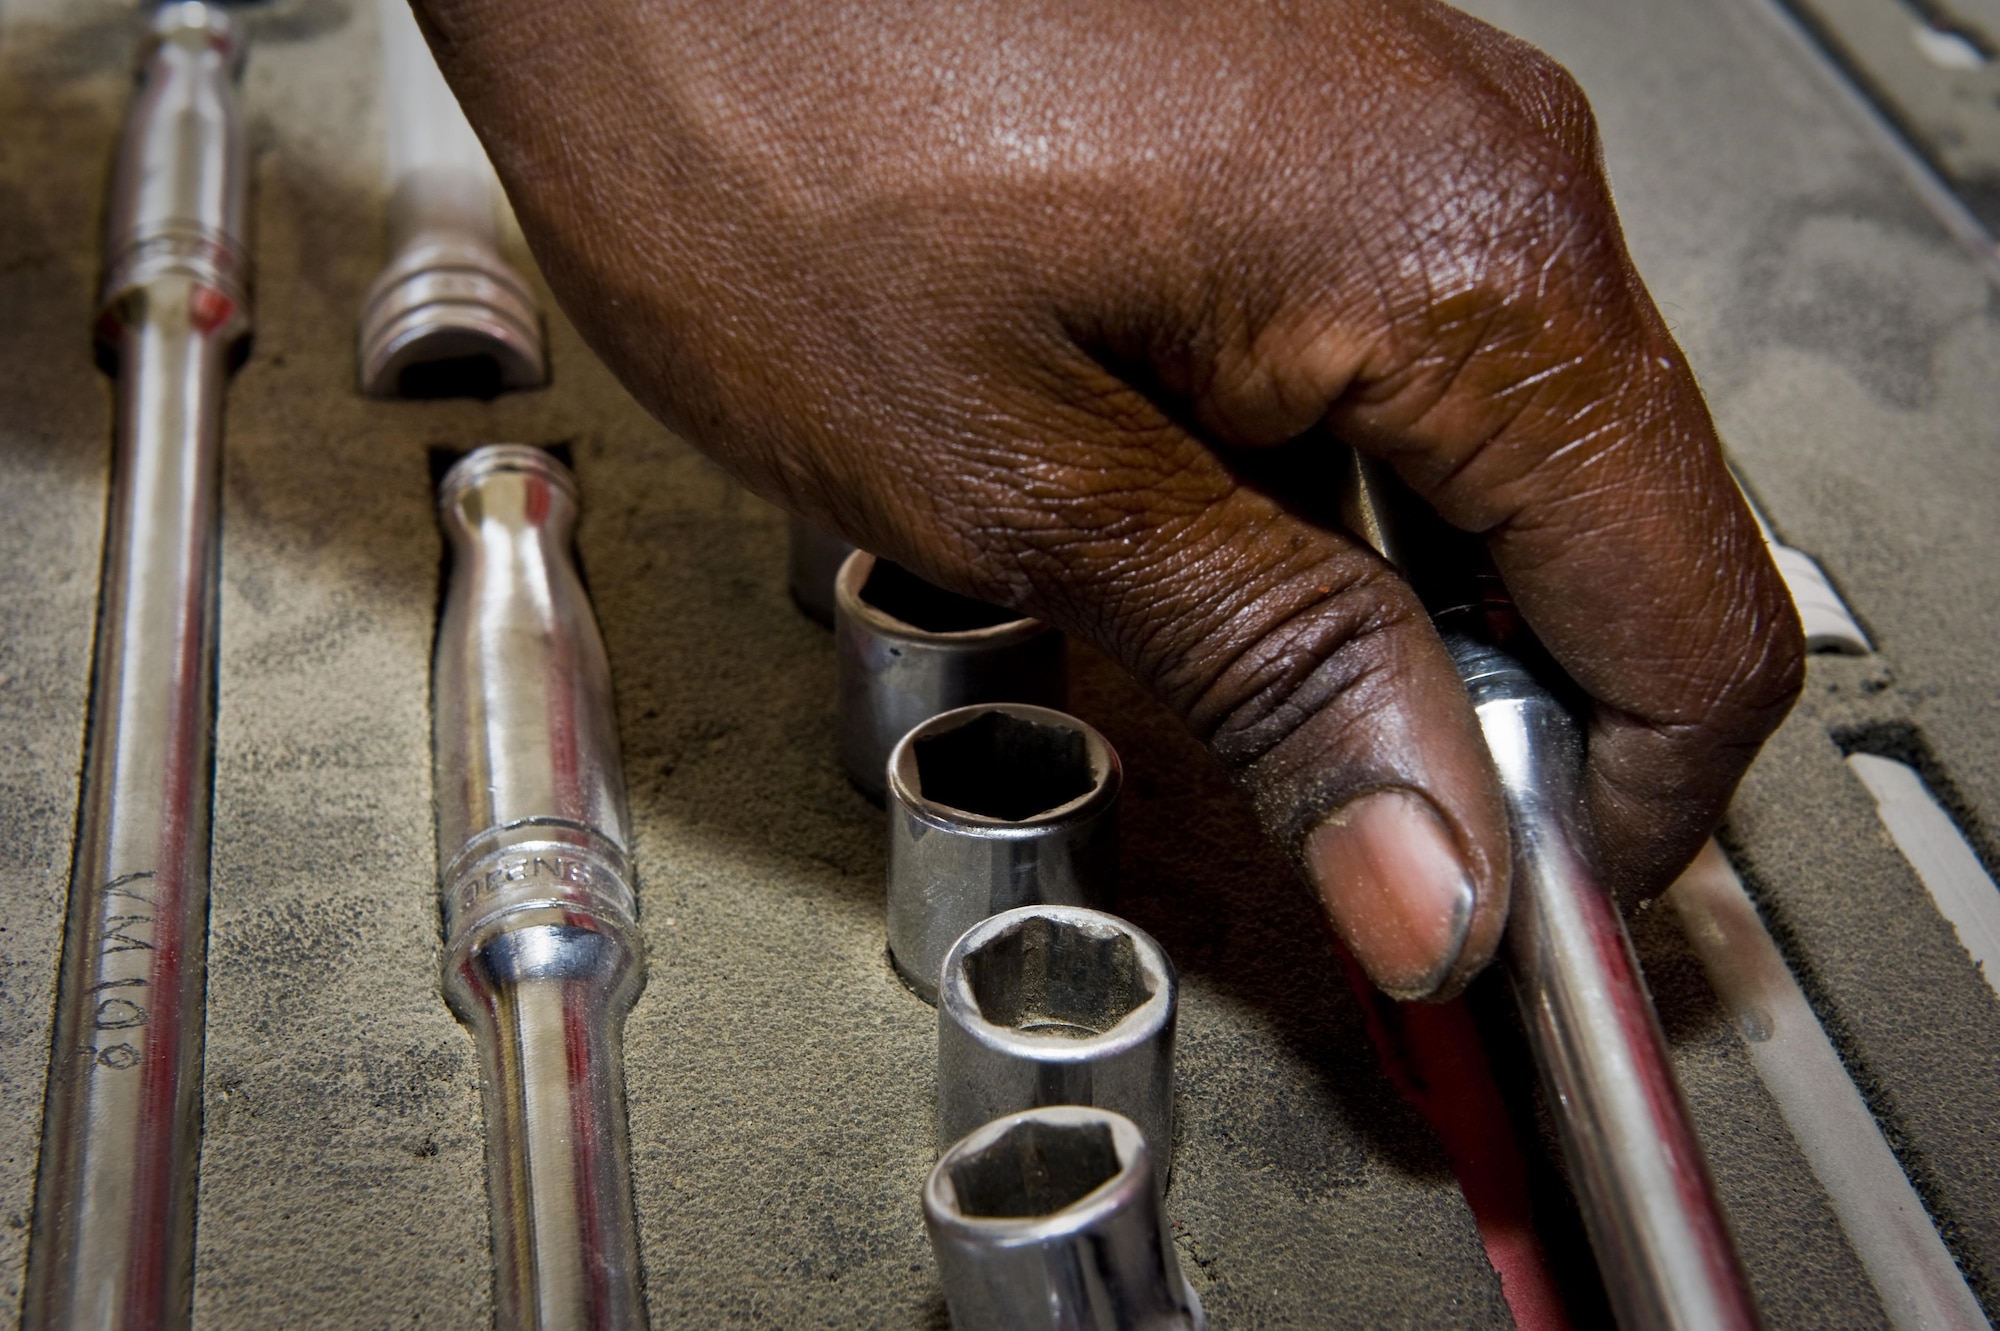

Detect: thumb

[972,481,1512,1001]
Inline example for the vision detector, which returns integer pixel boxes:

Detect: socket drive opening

[393,353,508,401]
[857,558,1024,634]
[437,443,578,516]
[964,914,1152,1039]
[913,709,1096,821]
[947,1117,1123,1219]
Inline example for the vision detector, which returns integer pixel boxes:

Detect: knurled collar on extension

[440,818,637,951]
[358,235,547,396]
[97,3,251,346]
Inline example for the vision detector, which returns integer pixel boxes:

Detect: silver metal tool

[937,906,1177,1186]
[359,0,546,397]
[1349,460,1760,1330]
[924,1106,1204,1331]
[887,704,1120,1002]
[786,514,856,627]
[836,551,1065,801]
[24,8,250,1327]
[434,446,647,1330]
[1461,638,1759,1329]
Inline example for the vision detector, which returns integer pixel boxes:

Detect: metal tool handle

[1454,637,1759,1330]
[433,446,647,1331]
[1345,454,1759,1328]
[25,8,249,1329]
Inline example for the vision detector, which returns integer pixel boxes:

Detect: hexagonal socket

[924,1107,1204,1331]
[835,552,1065,801]
[358,0,546,398]
[937,905,1176,1185]
[887,706,1120,1002]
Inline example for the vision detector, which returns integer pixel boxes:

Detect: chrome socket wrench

[937,906,1177,1187]
[785,513,855,627]
[1348,456,1759,1330]
[1457,637,1758,1330]
[358,0,546,397]
[433,446,647,1330]
[924,1106,1204,1331]
[887,704,1119,1003]
[26,8,250,1327]
[835,551,1065,801]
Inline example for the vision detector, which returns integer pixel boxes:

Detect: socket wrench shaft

[1458,639,1758,1330]
[1347,456,1758,1330]
[25,8,249,1328]
[435,447,647,1330]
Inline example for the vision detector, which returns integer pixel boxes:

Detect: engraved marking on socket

[913,709,1095,822]
[948,1116,1123,1219]
[451,851,605,917]
[99,916,155,955]
[91,999,150,1031]
[964,915,1151,1040]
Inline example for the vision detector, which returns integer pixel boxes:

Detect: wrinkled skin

[415,0,1804,999]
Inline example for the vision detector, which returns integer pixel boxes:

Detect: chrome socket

[786,514,856,626]
[433,446,647,1329]
[937,905,1176,1186]
[887,705,1119,1003]
[835,551,1065,801]
[924,1107,1204,1331]
[358,0,546,397]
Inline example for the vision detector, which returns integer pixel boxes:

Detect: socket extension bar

[25,8,250,1328]
[433,446,648,1330]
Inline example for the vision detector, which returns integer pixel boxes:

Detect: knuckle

[1722,580,1808,737]
[1184,566,1414,772]
[1505,50,1599,159]
[1409,57,1615,297]
[1349,62,1636,449]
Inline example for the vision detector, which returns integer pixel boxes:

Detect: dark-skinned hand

[413,0,1804,999]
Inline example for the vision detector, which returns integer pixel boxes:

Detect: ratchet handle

[1453,638,1759,1330]
[1347,455,1759,1328]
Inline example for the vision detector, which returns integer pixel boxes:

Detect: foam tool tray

[0,0,1994,1324]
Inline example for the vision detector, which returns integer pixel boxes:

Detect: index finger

[1335,196,1802,899]
[1257,34,1805,898]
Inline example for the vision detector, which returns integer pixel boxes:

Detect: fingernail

[1305,790,1476,1000]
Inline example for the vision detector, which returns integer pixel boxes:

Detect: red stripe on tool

[189,283,237,335]
[1343,955,1570,1331]
[127,465,207,1329]
[564,960,611,1326]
